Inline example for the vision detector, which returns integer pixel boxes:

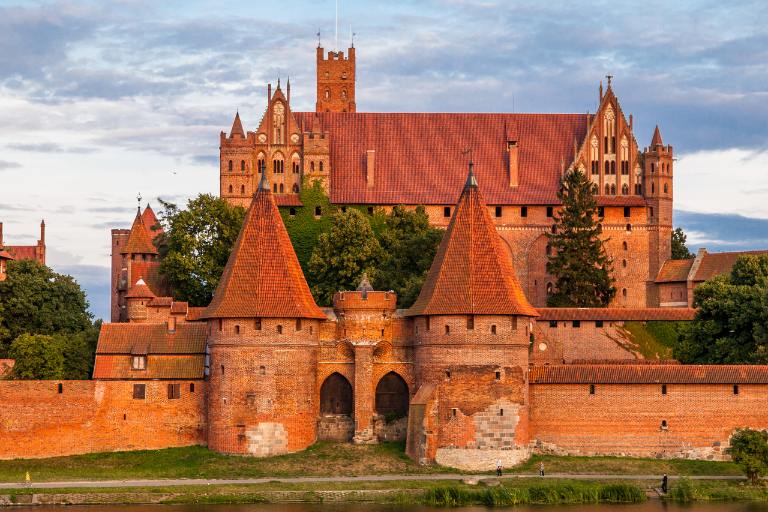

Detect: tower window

[596,320,604,328]
[598,206,605,218]
[218,319,222,331]
[296,318,302,331]
[733,384,739,395]
[255,318,262,330]
[467,315,474,330]
[491,324,497,335]
[623,241,628,251]
[425,317,431,331]
[521,206,528,217]
[235,325,240,335]
[444,206,451,217]
[624,207,631,218]
[661,384,667,395]
[495,206,502,218]
[241,160,246,172]
[445,325,450,335]
[277,324,283,334]
[626,223,632,232]
[572,320,581,328]
[495,371,501,380]
[228,160,233,172]
[664,183,669,194]
[228,185,233,194]
[589,384,595,395]
[546,206,553,217]
[549,320,557,328]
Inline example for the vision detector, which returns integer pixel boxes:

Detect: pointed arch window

[622,183,629,195]
[257,153,266,173]
[610,184,616,195]
[604,161,610,174]
[279,183,284,193]
[319,161,324,172]
[664,183,669,194]
[240,185,245,194]
[228,184,233,194]
[292,183,300,193]
[610,161,616,175]
[590,136,599,174]
[604,183,610,195]
[228,160,233,172]
[241,160,246,172]
[310,161,315,172]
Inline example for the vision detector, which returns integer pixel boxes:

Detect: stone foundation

[435,447,531,471]
[245,423,288,456]
[374,414,408,442]
[317,414,354,442]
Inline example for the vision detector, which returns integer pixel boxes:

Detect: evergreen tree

[308,209,383,305]
[546,168,616,307]
[671,227,693,259]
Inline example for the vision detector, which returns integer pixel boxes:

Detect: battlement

[333,290,397,311]
[317,46,355,61]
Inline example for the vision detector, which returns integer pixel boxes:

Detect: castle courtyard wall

[0,380,206,459]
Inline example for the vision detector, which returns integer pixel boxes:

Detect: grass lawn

[0,442,742,484]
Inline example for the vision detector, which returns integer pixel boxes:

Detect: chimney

[507,141,519,187]
[168,315,177,333]
[40,219,45,244]
[366,150,375,188]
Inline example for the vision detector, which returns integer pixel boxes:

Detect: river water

[9,503,768,512]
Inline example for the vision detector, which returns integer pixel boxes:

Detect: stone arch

[320,372,353,415]
[375,371,409,416]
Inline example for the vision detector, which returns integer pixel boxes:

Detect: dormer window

[131,355,147,370]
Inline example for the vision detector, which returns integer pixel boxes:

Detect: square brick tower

[316,46,356,113]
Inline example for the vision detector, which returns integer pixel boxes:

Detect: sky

[0,0,766,321]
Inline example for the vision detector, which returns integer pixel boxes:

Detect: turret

[125,278,155,322]
[203,174,327,456]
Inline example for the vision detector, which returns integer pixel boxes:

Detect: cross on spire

[137,193,142,213]
[605,74,613,88]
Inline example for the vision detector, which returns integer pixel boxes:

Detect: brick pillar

[352,341,377,444]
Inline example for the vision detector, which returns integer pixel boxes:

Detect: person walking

[496,459,503,477]
[661,474,668,494]
[539,461,545,477]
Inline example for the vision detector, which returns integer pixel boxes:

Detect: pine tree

[671,227,693,260]
[546,168,616,307]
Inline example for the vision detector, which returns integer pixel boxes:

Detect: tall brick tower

[316,45,356,112]
[643,126,673,305]
[203,175,327,456]
[405,166,539,464]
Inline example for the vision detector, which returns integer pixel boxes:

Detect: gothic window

[240,185,245,194]
[622,184,629,195]
[292,183,299,193]
[324,89,331,100]
[241,160,246,172]
[228,184,233,194]
[273,102,285,144]
[620,137,629,175]
[610,161,616,175]
[273,155,284,173]
[651,162,656,173]
[604,161,609,174]
[228,160,233,172]
[293,161,300,173]
[273,183,277,193]
[319,161,324,172]
[651,182,655,194]
[279,183,284,193]
[310,161,315,172]
[635,183,642,195]
[604,183,610,195]
[610,184,616,195]
[664,183,669,194]
[603,106,615,154]
[623,241,628,251]
[320,373,353,415]
[590,136,599,174]
[257,153,266,173]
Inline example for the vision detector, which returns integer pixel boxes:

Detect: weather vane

[137,193,142,210]
[605,74,613,87]
[317,29,321,48]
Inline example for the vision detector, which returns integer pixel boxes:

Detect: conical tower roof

[203,177,326,319]
[651,125,664,146]
[406,167,538,317]
[141,204,162,234]
[121,208,159,255]
[230,111,245,138]
[126,278,156,299]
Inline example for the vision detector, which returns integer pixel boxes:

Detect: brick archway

[320,372,353,415]
[375,371,409,416]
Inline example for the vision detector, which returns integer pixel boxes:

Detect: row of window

[226,183,301,195]
[650,162,671,174]
[591,160,631,176]
[216,318,312,335]
[418,315,516,334]
[227,159,309,175]
[132,382,195,400]
[588,384,741,396]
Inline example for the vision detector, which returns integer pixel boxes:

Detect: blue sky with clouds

[0,0,766,320]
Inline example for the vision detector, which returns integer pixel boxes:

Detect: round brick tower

[405,166,539,463]
[125,278,155,323]
[203,176,327,456]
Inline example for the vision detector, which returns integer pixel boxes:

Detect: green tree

[156,194,246,306]
[675,255,768,364]
[61,320,102,380]
[727,428,768,484]
[374,205,443,307]
[9,333,65,380]
[546,168,616,307]
[0,259,93,356]
[671,227,693,260]
[308,209,382,305]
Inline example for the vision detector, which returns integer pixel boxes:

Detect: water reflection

[9,502,768,512]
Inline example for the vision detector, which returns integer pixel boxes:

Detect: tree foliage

[281,178,338,272]
[374,205,443,307]
[546,168,616,307]
[156,194,246,307]
[8,333,65,380]
[675,254,768,364]
[727,428,768,484]
[671,227,693,260]
[308,209,383,305]
[0,259,93,356]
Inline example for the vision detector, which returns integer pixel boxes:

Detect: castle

[216,45,673,310]
[0,220,46,281]
[4,45,768,467]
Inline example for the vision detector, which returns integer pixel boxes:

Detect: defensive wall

[0,380,206,460]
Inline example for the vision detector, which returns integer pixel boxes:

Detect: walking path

[0,473,746,490]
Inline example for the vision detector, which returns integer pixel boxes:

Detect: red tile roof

[93,354,205,380]
[294,112,591,206]
[536,307,696,321]
[0,250,13,260]
[186,307,207,321]
[595,196,646,207]
[129,261,170,297]
[6,245,38,261]
[126,278,156,299]
[121,209,158,255]
[530,364,768,384]
[203,177,326,319]
[171,301,189,314]
[96,322,207,354]
[230,111,245,138]
[148,296,173,307]
[651,125,664,146]
[655,259,694,283]
[275,195,303,206]
[406,170,538,317]
[141,204,162,235]
[693,250,768,282]
[570,359,681,365]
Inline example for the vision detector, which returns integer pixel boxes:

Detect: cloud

[6,142,98,154]
[0,160,21,170]
[676,210,768,252]
[53,263,111,321]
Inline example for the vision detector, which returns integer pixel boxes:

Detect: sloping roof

[141,204,162,235]
[0,250,14,260]
[93,354,205,380]
[96,322,207,354]
[275,195,303,206]
[121,209,158,255]
[294,112,590,206]
[148,296,173,307]
[406,169,538,317]
[171,301,189,314]
[693,250,768,282]
[230,111,245,138]
[536,308,696,321]
[126,278,156,299]
[186,307,207,321]
[6,245,37,260]
[530,364,768,384]
[129,261,169,297]
[655,259,694,283]
[203,179,326,319]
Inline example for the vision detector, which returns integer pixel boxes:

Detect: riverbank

[4,478,768,507]
[0,443,742,483]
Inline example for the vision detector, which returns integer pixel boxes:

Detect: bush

[667,477,695,503]
[727,428,768,484]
